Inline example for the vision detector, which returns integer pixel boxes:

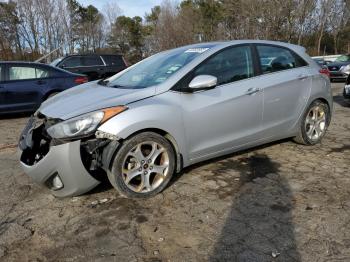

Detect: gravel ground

[0,83,349,262]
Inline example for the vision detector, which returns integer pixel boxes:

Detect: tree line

[0,0,349,64]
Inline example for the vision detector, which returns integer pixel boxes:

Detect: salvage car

[51,54,127,81]
[0,62,88,114]
[19,40,333,198]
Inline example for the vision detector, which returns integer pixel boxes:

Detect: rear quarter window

[101,55,125,66]
[257,45,308,74]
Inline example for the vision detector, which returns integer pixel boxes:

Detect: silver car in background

[19,40,332,198]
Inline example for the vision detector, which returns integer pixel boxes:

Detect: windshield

[50,57,63,66]
[106,47,211,89]
[335,55,350,62]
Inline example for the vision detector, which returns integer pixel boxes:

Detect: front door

[178,45,264,162]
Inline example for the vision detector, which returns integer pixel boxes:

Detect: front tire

[294,100,330,145]
[107,132,176,198]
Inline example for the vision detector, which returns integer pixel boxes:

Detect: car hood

[39,81,156,120]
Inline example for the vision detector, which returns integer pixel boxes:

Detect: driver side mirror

[188,75,217,91]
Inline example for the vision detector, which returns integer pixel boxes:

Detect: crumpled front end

[19,114,102,197]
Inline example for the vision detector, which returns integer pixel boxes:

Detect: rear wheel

[107,132,175,198]
[294,100,330,145]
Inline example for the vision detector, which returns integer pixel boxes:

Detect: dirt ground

[0,83,349,262]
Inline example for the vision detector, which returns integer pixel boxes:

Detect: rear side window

[257,45,307,74]
[194,45,254,85]
[82,56,104,66]
[9,66,49,80]
[101,55,125,66]
[62,57,82,67]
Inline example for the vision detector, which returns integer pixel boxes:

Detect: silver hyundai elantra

[19,40,332,198]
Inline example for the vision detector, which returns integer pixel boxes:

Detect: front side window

[62,57,82,68]
[257,45,307,74]
[194,45,254,86]
[82,56,104,66]
[9,66,49,80]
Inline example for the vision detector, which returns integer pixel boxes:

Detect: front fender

[97,93,189,166]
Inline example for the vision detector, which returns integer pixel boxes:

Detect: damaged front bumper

[19,115,102,197]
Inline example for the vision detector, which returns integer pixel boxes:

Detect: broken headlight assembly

[46,106,127,139]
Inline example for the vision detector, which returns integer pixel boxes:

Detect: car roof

[0,61,50,66]
[181,40,306,54]
[64,54,123,57]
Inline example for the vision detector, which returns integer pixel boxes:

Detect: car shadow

[170,138,291,187]
[209,153,300,261]
[0,112,32,120]
[333,94,350,108]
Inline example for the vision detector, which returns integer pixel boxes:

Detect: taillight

[319,68,330,78]
[74,76,88,84]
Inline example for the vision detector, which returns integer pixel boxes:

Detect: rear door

[255,44,312,137]
[0,64,50,113]
[81,56,105,80]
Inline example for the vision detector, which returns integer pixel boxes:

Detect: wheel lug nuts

[149,166,153,170]
[144,171,148,175]
[141,160,145,164]
[139,168,142,171]
[148,159,151,163]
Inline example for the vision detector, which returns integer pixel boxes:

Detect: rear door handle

[298,74,308,80]
[246,87,261,95]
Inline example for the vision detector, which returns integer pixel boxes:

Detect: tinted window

[101,55,125,66]
[9,66,49,80]
[82,56,104,66]
[0,66,2,81]
[257,45,307,74]
[194,45,254,85]
[63,57,82,67]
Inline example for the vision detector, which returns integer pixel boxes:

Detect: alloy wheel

[305,105,327,142]
[121,141,170,193]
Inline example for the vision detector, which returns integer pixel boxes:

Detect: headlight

[47,106,127,139]
[341,64,350,74]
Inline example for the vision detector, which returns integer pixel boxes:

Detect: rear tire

[107,132,175,198]
[294,100,330,145]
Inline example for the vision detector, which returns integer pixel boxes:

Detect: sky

[78,0,164,18]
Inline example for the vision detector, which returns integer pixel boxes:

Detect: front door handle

[246,87,261,95]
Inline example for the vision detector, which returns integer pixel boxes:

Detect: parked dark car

[312,57,330,66]
[327,54,350,81]
[51,54,127,81]
[0,61,88,114]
